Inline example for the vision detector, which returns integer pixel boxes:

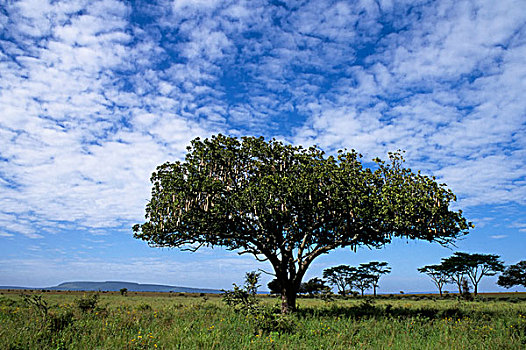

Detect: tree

[267,278,282,295]
[244,271,261,295]
[348,267,374,296]
[119,288,128,296]
[418,264,450,297]
[440,255,468,294]
[359,261,391,297]
[497,261,526,289]
[133,135,472,313]
[299,278,328,297]
[443,252,504,296]
[323,265,355,296]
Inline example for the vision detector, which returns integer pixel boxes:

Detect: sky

[0,0,525,294]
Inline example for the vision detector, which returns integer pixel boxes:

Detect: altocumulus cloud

[0,0,525,242]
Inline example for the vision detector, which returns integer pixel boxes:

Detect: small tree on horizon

[267,278,282,295]
[323,265,355,296]
[299,278,329,297]
[359,261,391,297]
[418,264,450,297]
[441,255,467,294]
[348,267,374,296]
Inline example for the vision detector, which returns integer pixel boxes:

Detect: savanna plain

[1,290,525,349]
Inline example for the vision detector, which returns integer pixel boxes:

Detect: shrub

[135,303,152,311]
[46,309,74,333]
[251,306,296,335]
[74,293,99,313]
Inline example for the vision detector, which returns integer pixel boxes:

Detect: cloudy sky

[1,0,525,293]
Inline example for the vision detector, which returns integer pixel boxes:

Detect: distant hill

[0,281,221,293]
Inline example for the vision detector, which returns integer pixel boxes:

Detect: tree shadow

[296,301,497,320]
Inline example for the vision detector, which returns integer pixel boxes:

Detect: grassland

[0,290,525,349]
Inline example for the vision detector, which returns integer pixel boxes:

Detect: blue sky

[0,0,525,293]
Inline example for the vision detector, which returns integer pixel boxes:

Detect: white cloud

[292,0,526,207]
[0,0,524,242]
[0,0,225,238]
[490,235,507,239]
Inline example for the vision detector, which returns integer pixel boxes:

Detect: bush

[222,284,259,314]
[135,303,152,311]
[251,306,296,335]
[46,309,74,333]
[74,293,99,313]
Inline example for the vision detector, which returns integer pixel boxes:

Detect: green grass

[0,292,525,349]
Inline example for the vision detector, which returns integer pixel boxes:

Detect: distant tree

[461,278,473,301]
[348,267,374,296]
[244,271,261,295]
[497,261,526,289]
[119,288,128,296]
[323,265,355,296]
[360,261,391,297]
[133,135,472,313]
[267,278,282,295]
[418,264,450,297]
[441,255,468,294]
[443,252,504,296]
[300,278,328,297]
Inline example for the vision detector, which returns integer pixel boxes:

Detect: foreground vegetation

[1,291,525,349]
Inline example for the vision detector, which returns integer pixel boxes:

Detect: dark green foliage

[498,261,526,288]
[222,284,257,312]
[250,306,296,335]
[74,293,99,313]
[267,278,281,295]
[135,303,152,311]
[21,294,49,317]
[244,271,261,295]
[461,278,473,301]
[300,278,329,297]
[222,274,296,334]
[46,309,74,333]
[222,272,261,314]
[134,135,472,313]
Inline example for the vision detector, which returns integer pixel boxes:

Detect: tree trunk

[473,283,478,296]
[373,285,377,297]
[455,280,462,294]
[438,286,443,297]
[281,285,297,314]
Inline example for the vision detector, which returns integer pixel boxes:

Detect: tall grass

[0,292,524,349]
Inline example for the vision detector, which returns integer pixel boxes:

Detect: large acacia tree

[133,135,472,313]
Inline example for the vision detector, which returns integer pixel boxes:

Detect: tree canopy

[418,264,450,296]
[497,261,526,289]
[359,261,391,297]
[442,252,504,295]
[323,265,355,296]
[133,134,472,313]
